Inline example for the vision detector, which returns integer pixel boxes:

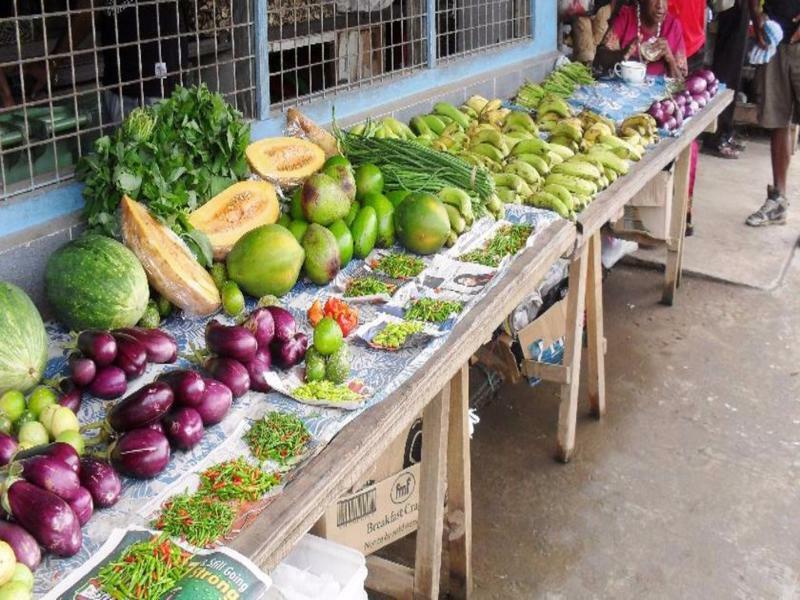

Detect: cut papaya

[246,137,325,187]
[188,181,279,259]
[121,196,221,316]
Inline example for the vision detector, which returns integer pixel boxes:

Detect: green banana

[537,94,572,118]
[435,102,470,129]
[546,151,564,166]
[510,137,550,157]
[383,117,415,140]
[410,116,433,137]
[588,147,630,175]
[422,114,447,135]
[460,105,479,121]
[503,111,537,134]
[543,183,574,210]
[598,134,642,161]
[569,154,604,171]
[471,142,505,163]
[493,173,533,196]
[506,160,542,186]
[444,203,466,234]
[514,153,550,176]
[349,123,367,136]
[549,136,579,152]
[545,173,598,197]
[495,187,520,204]
[552,160,602,181]
[527,191,571,219]
[503,128,535,141]
[446,231,458,247]
[551,121,582,143]
[486,193,504,212]
[470,128,505,149]
[438,186,475,225]
[546,142,575,160]
[604,167,618,184]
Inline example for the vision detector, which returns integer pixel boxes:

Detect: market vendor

[594,0,688,78]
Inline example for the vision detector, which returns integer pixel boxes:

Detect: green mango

[351,206,378,259]
[287,219,309,243]
[361,193,395,248]
[328,219,354,267]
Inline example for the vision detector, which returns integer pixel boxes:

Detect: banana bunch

[536,94,573,133]
[463,95,509,127]
[548,117,584,153]
[350,117,416,140]
[439,186,478,245]
[619,113,659,146]
[578,110,616,136]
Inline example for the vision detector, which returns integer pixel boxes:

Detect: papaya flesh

[188,181,279,260]
[246,137,325,187]
[121,196,221,316]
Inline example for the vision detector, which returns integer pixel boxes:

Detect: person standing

[745,0,800,226]
[704,0,750,158]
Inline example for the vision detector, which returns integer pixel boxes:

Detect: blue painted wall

[0,0,557,239]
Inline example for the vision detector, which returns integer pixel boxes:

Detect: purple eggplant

[243,308,275,348]
[163,408,204,450]
[69,356,96,387]
[156,370,206,407]
[14,442,81,474]
[111,332,147,380]
[79,458,121,507]
[68,486,93,526]
[89,365,127,399]
[107,382,174,432]
[271,332,308,369]
[244,347,272,393]
[77,330,117,366]
[6,480,82,557]
[0,520,41,570]
[57,378,83,413]
[266,306,296,343]
[0,434,17,467]
[203,356,249,398]
[205,320,258,362]
[116,327,178,364]
[196,379,233,426]
[21,455,81,501]
[110,428,171,479]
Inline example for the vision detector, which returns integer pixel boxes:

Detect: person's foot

[712,140,740,159]
[727,137,746,152]
[745,187,788,226]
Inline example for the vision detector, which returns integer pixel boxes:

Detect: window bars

[0,0,532,201]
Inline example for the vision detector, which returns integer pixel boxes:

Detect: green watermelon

[45,234,149,331]
[0,282,48,394]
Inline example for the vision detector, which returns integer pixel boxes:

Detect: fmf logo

[390,472,416,504]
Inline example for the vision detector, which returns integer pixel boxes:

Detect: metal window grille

[0,0,256,201]
[436,0,531,63]
[267,0,428,109]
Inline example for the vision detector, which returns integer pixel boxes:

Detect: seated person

[571,0,616,64]
[594,0,688,78]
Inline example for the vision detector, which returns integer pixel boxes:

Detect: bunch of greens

[77,84,251,250]
[459,224,533,267]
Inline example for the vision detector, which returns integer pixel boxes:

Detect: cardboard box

[612,166,674,240]
[518,298,568,360]
[312,463,421,555]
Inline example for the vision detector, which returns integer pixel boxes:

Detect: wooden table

[231,218,577,599]
[532,90,734,463]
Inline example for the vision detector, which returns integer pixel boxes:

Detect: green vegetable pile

[373,321,425,349]
[374,253,425,279]
[294,380,363,403]
[245,412,311,465]
[405,298,462,323]
[344,276,395,297]
[459,224,533,267]
[154,493,236,548]
[516,62,595,109]
[77,84,250,239]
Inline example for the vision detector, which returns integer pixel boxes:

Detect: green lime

[323,155,351,170]
[221,280,245,316]
[56,430,85,455]
[13,411,35,434]
[0,390,25,422]
[313,317,344,356]
[27,385,57,418]
[355,163,384,199]
[9,563,33,590]
[17,421,48,449]
[0,581,31,599]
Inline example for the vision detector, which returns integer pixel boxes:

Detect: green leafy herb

[77,84,251,237]
[293,380,363,403]
[373,321,425,349]
[97,534,191,600]
[405,298,462,323]
[344,276,395,297]
[245,412,311,465]
[198,457,281,502]
[154,493,235,548]
[374,253,425,279]
[458,224,533,267]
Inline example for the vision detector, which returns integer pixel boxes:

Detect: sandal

[711,141,740,159]
[728,137,746,152]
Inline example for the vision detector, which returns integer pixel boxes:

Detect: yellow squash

[246,136,325,187]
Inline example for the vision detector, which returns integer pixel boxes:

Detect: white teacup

[614,60,646,84]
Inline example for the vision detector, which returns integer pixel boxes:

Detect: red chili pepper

[307,300,324,327]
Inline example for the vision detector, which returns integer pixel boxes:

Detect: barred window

[436,0,531,62]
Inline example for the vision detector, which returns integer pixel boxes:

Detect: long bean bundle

[338,132,495,202]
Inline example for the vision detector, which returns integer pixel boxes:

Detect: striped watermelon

[0,282,49,394]
[45,234,149,331]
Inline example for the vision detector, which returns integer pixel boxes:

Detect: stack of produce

[648,69,720,131]
[0,538,35,598]
[515,62,595,110]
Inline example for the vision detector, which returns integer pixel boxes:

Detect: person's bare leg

[771,127,792,197]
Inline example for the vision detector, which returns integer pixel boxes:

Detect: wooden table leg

[447,364,472,599]
[414,384,451,599]
[662,145,692,305]
[556,242,590,463]
[586,233,606,418]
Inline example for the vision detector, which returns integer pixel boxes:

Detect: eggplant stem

[83,429,111,448]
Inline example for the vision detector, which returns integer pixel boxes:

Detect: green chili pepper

[405,298,463,323]
[373,321,425,349]
[245,412,311,465]
[459,224,533,267]
[344,276,395,297]
[374,253,425,279]
[293,380,363,402]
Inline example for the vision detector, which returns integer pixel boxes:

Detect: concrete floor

[471,257,800,598]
